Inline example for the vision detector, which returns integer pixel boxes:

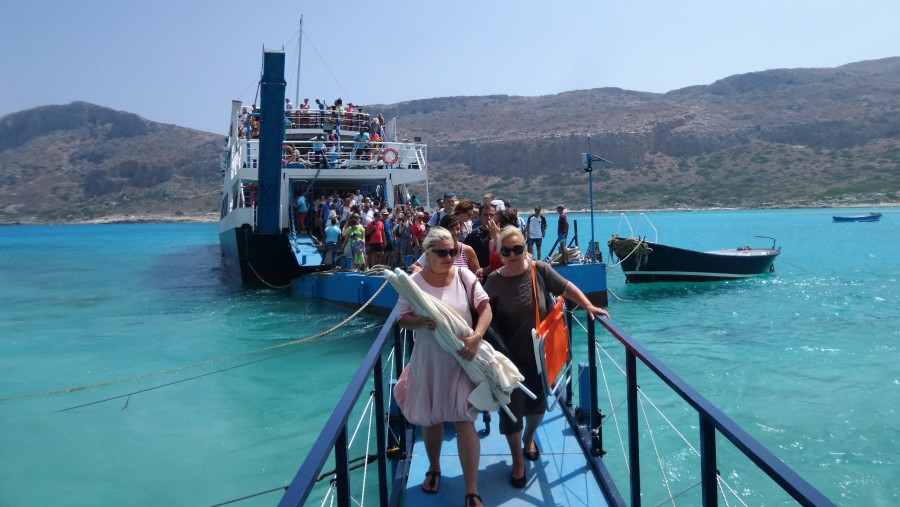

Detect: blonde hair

[497,225,524,246]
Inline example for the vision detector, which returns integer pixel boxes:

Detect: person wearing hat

[427,193,458,228]
[556,205,570,264]
[342,213,366,270]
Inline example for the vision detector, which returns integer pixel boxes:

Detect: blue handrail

[278,307,408,507]
[595,316,836,507]
[277,306,834,506]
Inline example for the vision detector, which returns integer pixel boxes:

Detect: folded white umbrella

[386,268,536,422]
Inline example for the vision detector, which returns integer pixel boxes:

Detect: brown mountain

[0,102,222,224]
[383,57,900,210]
[1,58,899,224]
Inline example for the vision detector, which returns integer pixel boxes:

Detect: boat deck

[403,410,610,507]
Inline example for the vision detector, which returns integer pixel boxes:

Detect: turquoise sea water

[0,209,897,506]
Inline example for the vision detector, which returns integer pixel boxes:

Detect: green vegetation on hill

[1,57,899,224]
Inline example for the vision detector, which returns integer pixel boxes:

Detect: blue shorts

[558,234,568,253]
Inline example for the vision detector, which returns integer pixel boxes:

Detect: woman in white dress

[395,227,491,507]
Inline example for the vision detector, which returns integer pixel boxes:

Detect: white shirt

[360,209,374,226]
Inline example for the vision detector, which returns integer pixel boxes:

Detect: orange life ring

[379,148,399,165]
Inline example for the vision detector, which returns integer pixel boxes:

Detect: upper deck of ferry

[224,102,427,180]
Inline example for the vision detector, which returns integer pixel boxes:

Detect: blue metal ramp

[405,411,610,507]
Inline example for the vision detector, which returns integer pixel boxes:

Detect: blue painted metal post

[334,427,351,507]
[257,50,287,234]
[578,363,591,415]
[589,167,595,260]
[626,351,642,506]
[587,137,596,264]
[373,356,389,506]
[700,417,718,506]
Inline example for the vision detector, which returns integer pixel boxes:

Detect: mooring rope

[247,259,300,289]
[606,235,652,270]
[0,278,391,403]
[606,287,631,302]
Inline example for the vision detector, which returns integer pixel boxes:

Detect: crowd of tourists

[297,191,572,275]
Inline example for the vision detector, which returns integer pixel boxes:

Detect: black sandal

[510,469,527,489]
[523,441,540,461]
[465,492,483,507]
[422,470,441,494]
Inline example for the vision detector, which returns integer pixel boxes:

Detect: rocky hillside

[0,102,222,224]
[383,57,900,210]
[1,57,899,224]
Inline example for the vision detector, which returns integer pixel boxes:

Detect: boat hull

[832,213,881,222]
[220,225,321,286]
[613,240,779,283]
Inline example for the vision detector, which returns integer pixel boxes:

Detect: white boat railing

[232,139,426,171]
[616,213,659,242]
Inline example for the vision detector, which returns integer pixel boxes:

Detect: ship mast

[294,15,303,106]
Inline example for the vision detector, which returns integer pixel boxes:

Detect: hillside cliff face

[374,58,900,209]
[0,102,222,223]
[1,58,899,224]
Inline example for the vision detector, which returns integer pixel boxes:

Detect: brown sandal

[465,493,483,506]
[422,470,441,494]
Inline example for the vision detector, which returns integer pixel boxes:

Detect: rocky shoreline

[3,203,897,227]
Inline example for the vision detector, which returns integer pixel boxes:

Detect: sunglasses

[430,248,459,258]
[500,245,526,257]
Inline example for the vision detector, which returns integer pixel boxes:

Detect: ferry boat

[219,49,608,311]
[218,50,428,287]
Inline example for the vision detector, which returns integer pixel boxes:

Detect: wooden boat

[609,237,780,283]
[832,212,881,222]
[608,214,780,283]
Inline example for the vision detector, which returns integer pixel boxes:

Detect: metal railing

[277,305,835,507]
[592,316,835,506]
[284,109,376,132]
[232,139,426,171]
[277,308,410,507]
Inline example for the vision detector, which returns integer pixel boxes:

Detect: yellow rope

[0,278,392,403]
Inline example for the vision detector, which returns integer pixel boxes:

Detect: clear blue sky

[3,0,898,134]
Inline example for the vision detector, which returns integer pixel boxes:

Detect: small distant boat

[832,212,881,223]
[608,214,780,283]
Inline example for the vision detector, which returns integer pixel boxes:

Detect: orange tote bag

[532,263,571,393]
